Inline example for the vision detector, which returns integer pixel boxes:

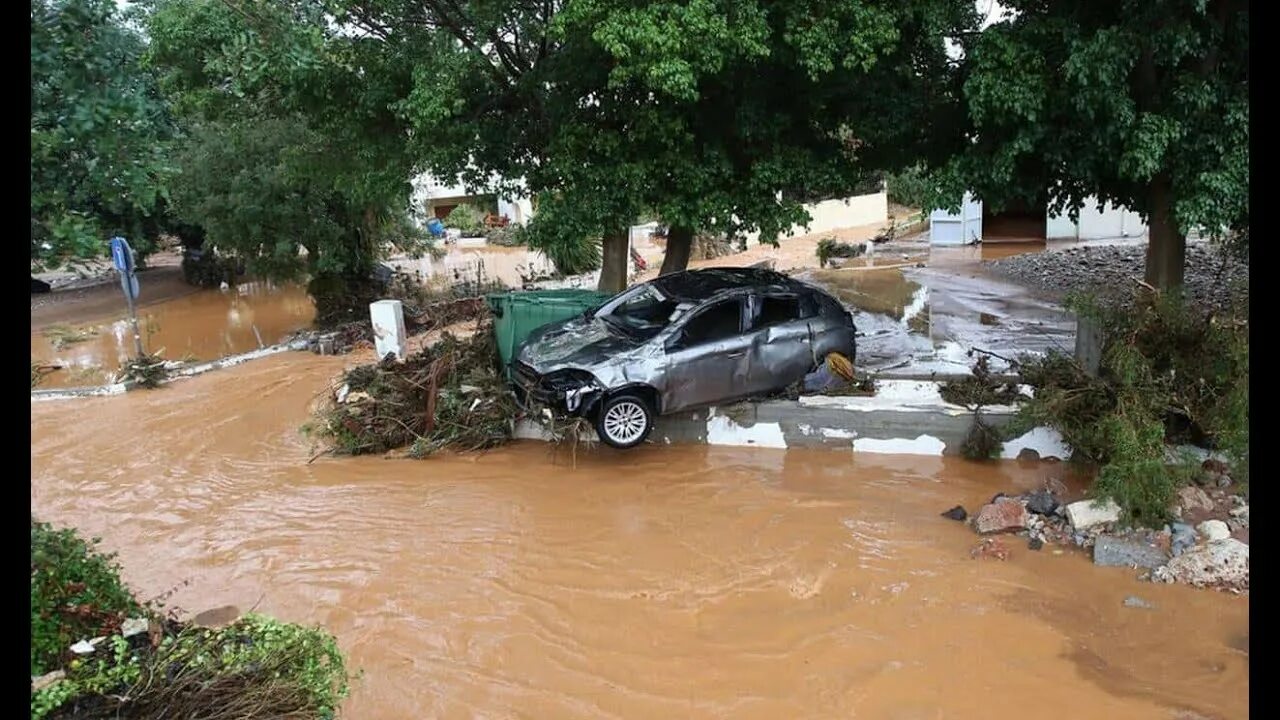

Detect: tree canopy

[31,0,176,269]
[934,0,1248,290]
[144,0,427,310]
[342,0,977,290]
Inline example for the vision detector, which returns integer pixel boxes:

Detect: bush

[443,203,486,235]
[815,237,865,268]
[30,522,351,720]
[31,522,143,677]
[484,224,527,247]
[885,164,933,209]
[33,616,350,720]
[1014,291,1249,525]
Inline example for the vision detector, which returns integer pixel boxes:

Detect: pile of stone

[946,463,1248,593]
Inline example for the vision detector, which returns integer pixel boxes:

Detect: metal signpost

[109,236,145,357]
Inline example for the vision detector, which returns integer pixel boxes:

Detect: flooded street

[31,353,1247,719]
[808,242,1076,376]
[31,280,315,388]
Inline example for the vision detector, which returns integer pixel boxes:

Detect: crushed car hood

[517,316,645,371]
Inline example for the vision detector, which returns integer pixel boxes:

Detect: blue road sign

[110,236,134,274]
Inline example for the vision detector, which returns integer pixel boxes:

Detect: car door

[743,292,819,395]
[660,297,750,413]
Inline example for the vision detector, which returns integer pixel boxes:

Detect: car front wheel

[595,392,654,449]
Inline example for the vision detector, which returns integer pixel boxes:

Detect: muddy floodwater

[31,353,1247,719]
[31,280,316,388]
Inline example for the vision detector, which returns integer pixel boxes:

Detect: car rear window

[681,300,742,346]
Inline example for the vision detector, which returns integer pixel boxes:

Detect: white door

[929,193,983,245]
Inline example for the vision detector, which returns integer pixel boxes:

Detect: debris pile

[816,238,867,268]
[946,460,1248,593]
[307,320,518,457]
[296,296,489,356]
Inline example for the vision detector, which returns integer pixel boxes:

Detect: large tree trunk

[597,231,629,294]
[659,225,694,276]
[1144,173,1185,292]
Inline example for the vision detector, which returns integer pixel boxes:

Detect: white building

[410,174,535,226]
[928,192,1149,244]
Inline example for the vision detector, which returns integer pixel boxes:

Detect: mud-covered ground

[985,242,1248,311]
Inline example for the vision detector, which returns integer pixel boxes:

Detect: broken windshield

[602,285,680,339]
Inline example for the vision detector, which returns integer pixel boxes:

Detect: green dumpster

[486,289,610,376]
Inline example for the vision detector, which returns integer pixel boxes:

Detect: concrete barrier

[516,379,1071,458]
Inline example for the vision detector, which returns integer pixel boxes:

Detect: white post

[370,299,407,361]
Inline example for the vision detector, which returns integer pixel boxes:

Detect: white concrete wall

[1047,197,1148,240]
[744,191,888,243]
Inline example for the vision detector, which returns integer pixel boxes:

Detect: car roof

[650,267,810,303]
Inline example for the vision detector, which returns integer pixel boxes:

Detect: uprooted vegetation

[990,290,1248,527]
[939,354,1024,460]
[815,238,866,268]
[305,319,518,458]
[30,521,349,720]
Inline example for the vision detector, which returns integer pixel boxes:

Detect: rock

[121,617,149,639]
[1123,595,1155,609]
[1197,520,1231,542]
[1176,486,1214,514]
[1216,475,1233,488]
[1157,538,1249,588]
[1028,537,1044,551]
[973,498,1029,534]
[31,670,65,692]
[940,505,968,522]
[1229,503,1249,518]
[193,605,242,629]
[70,640,96,655]
[970,537,1011,560]
[1025,489,1058,515]
[335,383,350,403]
[1065,498,1122,530]
[1093,535,1170,569]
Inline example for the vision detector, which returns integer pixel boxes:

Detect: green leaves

[944,0,1249,281]
[31,0,176,267]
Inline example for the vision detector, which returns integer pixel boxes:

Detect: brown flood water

[31,280,315,388]
[31,352,1247,719]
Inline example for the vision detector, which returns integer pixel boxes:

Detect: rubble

[1064,498,1122,531]
[1197,520,1231,542]
[973,497,1029,534]
[1155,539,1249,590]
[970,538,1011,560]
[940,505,968,522]
[1093,535,1169,569]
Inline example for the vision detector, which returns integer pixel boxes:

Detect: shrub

[1014,290,1248,525]
[443,203,486,235]
[31,522,142,676]
[484,224,527,247]
[30,522,351,720]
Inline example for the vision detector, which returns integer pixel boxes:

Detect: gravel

[985,243,1247,311]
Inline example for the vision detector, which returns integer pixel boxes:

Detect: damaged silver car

[514,267,857,449]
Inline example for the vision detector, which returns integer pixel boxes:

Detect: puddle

[806,245,1076,376]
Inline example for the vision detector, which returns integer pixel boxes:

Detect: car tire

[594,392,654,449]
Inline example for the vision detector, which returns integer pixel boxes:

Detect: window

[679,300,742,346]
[753,295,801,329]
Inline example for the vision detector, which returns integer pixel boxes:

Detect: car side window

[752,295,801,330]
[678,299,742,347]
